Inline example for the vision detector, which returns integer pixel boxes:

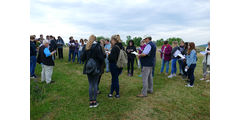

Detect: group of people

[30,34,210,108]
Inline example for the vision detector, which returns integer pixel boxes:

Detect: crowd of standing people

[30,34,210,108]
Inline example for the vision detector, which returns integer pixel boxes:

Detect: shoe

[128,73,131,76]
[108,94,113,98]
[178,73,182,75]
[30,75,37,79]
[200,78,205,81]
[97,90,101,94]
[185,84,194,87]
[206,80,210,82]
[115,95,120,98]
[172,74,176,77]
[93,102,99,108]
[137,94,147,98]
[147,91,153,94]
[89,102,94,108]
[168,74,173,78]
[47,81,55,84]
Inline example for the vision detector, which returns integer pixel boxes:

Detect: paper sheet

[173,50,181,57]
[200,51,207,55]
[131,51,139,55]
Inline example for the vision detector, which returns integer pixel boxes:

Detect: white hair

[43,40,49,45]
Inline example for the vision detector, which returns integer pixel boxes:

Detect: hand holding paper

[131,51,139,56]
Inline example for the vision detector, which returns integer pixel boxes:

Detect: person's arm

[44,48,55,57]
[138,44,151,57]
[80,46,87,62]
[187,50,196,67]
[108,47,118,62]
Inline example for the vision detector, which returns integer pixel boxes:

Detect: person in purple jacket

[159,41,172,75]
[73,40,80,63]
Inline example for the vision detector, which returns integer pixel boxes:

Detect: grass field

[30,47,210,120]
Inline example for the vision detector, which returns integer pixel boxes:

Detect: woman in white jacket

[200,42,210,82]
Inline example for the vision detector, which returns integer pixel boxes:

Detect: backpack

[85,45,100,75]
[116,45,128,68]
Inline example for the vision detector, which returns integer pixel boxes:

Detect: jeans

[141,67,153,96]
[178,59,183,74]
[68,49,74,62]
[30,56,37,76]
[203,62,210,78]
[187,64,196,86]
[127,58,134,74]
[78,51,82,64]
[171,58,177,74]
[73,51,78,62]
[87,74,99,101]
[160,59,170,73]
[105,58,110,72]
[58,48,63,59]
[97,75,102,91]
[182,61,188,77]
[110,63,122,95]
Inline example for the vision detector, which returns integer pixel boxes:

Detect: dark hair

[187,42,196,55]
[128,40,134,46]
[106,39,109,42]
[164,41,168,45]
[184,42,189,49]
[80,39,84,44]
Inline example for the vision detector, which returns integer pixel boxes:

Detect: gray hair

[43,40,49,45]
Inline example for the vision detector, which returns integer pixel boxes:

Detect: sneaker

[108,94,113,98]
[185,84,194,87]
[172,74,176,77]
[93,102,99,108]
[168,74,173,78]
[200,78,205,81]
[89,102,94,108]
[137,94,147,98]
[147,91,153,94]
[30,75,37,79]
[115,95,120,98]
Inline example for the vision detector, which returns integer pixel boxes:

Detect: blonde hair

[116,34,121,42]
[85,35,96,50]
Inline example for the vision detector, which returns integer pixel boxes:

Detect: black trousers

[58,48,63,59]
[127,58,135,74]
[182,61,188,77]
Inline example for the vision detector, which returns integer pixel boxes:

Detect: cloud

[30,0,209,45]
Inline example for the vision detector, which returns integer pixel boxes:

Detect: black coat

[108,42,124,64]
[126,45,136,59]
[80,42,105,74]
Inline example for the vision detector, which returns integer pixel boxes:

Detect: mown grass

[30,47,210,120]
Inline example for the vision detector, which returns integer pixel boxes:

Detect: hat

[143,35,152,40]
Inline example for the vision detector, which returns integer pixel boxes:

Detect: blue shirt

[142,43,151,55]
[186,50,197,67]
[104,43,111,51]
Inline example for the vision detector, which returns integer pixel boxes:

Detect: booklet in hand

[131,51,139,55]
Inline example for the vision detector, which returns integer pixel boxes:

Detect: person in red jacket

[159,41,172,75]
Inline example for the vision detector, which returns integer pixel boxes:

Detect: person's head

[75,40,78,43]
[80,39,84,44]
[40,34,43,39]
[184,42,189,49]
[69,36,73,41]
[46,35,49,40]
[105,39,110,44]
[172,41,178,47]
[144,36,152,43]
[187,42,196,55]
[128,40,134,46]
[180,40,185,46]
[100,39,105,46]
[116,34,122,43]
[57,36,61,39]
[86,35,96,50]
[84,39,88,43]
[30,35,35,41]
[208,41,210,48]
[140,40,145,46]
[49,35,54,40]
[111,35,119,46]
[43,40,50,47]
[164,40,168,45]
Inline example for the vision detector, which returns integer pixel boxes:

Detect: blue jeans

[73,51,78,62]
[78,51,82,64]
[171,58,177,74]
[187,64,196,86]
[87,74,99,101]
[178,60,183,74]
[68,49,74,62]
[110,63,122,95]
[105,58,110,72]
[30,56,37,76]
[160,59,170,73]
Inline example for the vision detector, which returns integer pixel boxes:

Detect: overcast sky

[30,0,209,45]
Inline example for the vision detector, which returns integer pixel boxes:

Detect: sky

[30,0,209,45]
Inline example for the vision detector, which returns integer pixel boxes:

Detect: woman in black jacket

[126,40,136,76]
[107,35,124,98]
[80,35,105,108]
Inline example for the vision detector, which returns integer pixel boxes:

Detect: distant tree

[96,36,106,42]
[166,37,182,45]
[156,38,164,46]
[126,35,132,45]
[132,37,142,46]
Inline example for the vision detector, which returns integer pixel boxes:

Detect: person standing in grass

[126,40,137,77]
[30,35,37,78]
[181,42,189,79]
[81,35,105,108]
[107,35,124,98]
[73,40,79,63]
[177,40,185,75]
[160,40,172,75]
[137,36,156,97]
[97,39,106,94]
[168,41,179,78]
[78,39,84,64]
[200,42,210,82]
[104,39,111,73]
[185,42,197,87]
[137,40,146,77]
[68,36,75,62]
[56,36,64,59]
[37,40,56,84]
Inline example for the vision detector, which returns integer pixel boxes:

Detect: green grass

[31,47,210,120]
